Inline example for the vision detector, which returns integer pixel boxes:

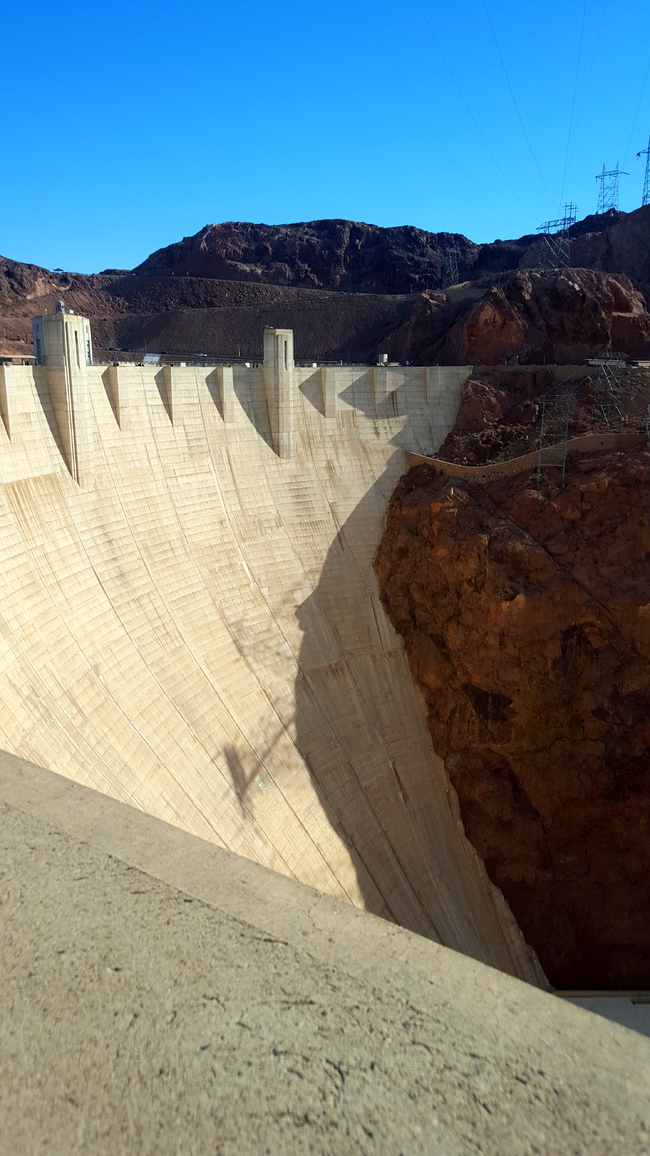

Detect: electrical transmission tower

[535,376,580,486]
[442,245,461,289]
[591,361,627,426]
[536,203,578,268]
[534,361,632,489]
[637,134,650,207]
[595,163,627,213]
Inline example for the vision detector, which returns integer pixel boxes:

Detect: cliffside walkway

[406,429,647,482]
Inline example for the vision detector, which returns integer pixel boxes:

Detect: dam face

[0,320,542,983]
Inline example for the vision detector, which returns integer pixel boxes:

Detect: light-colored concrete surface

[442,280,490,303]
[31,306,94,482]
[1,753,649,1156]
[559,994,650,1038]
[0,316,545,982]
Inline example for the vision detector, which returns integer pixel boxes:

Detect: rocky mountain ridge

[133,207,650,299]
[2,206,650,364]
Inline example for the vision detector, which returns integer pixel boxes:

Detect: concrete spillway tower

[263,327,295,458]
[32,300,94,369]
[32,301,94,484]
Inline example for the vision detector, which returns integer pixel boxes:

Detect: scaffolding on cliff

[535,362,642,488]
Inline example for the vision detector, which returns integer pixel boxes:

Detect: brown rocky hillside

[134,207,650,300]
[2,206,650,364]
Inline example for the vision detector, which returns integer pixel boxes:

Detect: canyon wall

[376,452,650,988]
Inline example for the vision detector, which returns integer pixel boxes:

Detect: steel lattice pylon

[535,361,633,488]
[591,361,626,425]
[536,378,578,486]
[442,245,461,289]
[536,204,577,269]
[595,163,628,213]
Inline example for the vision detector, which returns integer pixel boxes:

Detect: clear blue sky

[1,0,649,272]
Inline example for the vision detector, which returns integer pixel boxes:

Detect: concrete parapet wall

[1,749,647,1156]
[406,430,646,482]
[1,753,648,1156]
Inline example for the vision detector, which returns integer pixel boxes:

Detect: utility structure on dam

[0,302,543,982]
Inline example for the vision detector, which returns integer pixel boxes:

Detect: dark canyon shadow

[372,456,650,989]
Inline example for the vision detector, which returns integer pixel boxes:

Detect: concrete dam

[0,310,542,983]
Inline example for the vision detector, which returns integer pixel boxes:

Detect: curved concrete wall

[0,356,543,980]
[406,430,646,482]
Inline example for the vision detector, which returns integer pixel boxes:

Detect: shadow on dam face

[293,477,418,929]
[212,371,545,982]
[288,464,543,984]
[219,469,437,932]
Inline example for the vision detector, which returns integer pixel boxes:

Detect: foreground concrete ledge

[0,753,525,1011]
[1,751,649,1155]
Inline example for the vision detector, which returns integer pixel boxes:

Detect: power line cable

[558,0,587,211]
[481,0,556,208]
[622,55,650,170]
[353,4,508,222]
[414,0,535,220]
[571,0,606,165]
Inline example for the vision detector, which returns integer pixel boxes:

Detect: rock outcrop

[133,206,650,301]
[133,219,479,295]
[376,269,650,366]
[3,207,650,364]
[375,452,650,989]
[434,363,650,466]
[0,257,124,327]
[444,269,650,364]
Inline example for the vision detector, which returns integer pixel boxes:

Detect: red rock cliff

[375,453,650,988]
